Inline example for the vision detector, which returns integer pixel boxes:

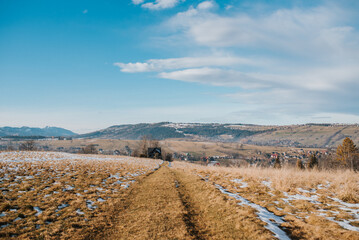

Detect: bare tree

[79,144,98,154]
[19,140,37,151]
[134,135,161,158]
[7,141,15,151]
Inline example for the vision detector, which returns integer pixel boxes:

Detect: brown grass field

[34,138,324,159]
[1,151,359,239]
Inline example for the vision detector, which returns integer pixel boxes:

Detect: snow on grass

[86,200,97,210]
[34,207,42,216]
[183,162,359,236]
[57,203,69,211]
[262,180,272,189]
[215,184,290,240]
[231,178,248,188]
[282,192,321,204]
[0,151,162,238]
[76,209,85,215]
[325,216,359,232]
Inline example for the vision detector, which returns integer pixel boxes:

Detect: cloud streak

[115,56,255,72]
[134,0,183,10]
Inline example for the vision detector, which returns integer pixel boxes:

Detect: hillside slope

[78,122,359,148]
[78,122,266,142]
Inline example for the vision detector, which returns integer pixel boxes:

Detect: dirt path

[100,165,275,240]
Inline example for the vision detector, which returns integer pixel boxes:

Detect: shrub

[296,159,304,170]
[19,140,37,151]
[79,144,98,154]
[165,153,172,162]
[274,157,281,169]
[307,154,318,169]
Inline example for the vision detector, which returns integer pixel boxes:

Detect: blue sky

[1,0,359,133]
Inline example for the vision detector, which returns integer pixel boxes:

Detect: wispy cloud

[115,56,255,72]
[159,67,268,88]
[132,0,144,5]
[138,0,183,10]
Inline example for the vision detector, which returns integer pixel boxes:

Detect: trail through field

[103,165,276,240]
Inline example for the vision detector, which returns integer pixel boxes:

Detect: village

[0,135,332,169]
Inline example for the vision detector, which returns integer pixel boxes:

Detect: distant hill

[78,122,267,141]
[78,122,359,148]
[0,126,76,137]
[77,122,266,141]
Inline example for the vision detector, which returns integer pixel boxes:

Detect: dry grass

[106,166,191,240]
[174,161,359,239]
[1,151,359,239]
[34,138,324,160]
[172,168,274,239]
[0,151,161,239]
[106,166,275,239]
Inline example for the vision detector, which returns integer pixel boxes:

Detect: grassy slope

[242,124,359,147]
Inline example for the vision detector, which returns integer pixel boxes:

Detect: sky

[1,0,359,133]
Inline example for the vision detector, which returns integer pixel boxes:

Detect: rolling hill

[77,122,359,148]
[0,126,76,137]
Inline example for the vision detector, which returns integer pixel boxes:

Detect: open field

[174,162,359,239]
[1,151,359,239]
[0,152,161,238]
[15,138,325,159]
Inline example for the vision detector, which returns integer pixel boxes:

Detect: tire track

[171,169,276,239]
[99,165,276,239]
[173,177,205,240]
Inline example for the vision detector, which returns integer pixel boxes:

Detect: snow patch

[215,184,290,240]
[231,179,248,188]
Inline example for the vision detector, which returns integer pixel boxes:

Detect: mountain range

[0,126,76,137]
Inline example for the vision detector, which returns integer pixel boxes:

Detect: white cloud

[132,0,144,5]
[159,67,268,88]
[197,1,216,11]
[117,2,359,123]
[82,9,88,14]
[169,4,359,58]
[115,56,255,72]
[225,5,233,10]
[163,4,359,90]
[141,0,181,10]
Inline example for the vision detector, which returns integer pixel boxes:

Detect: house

[208,161,220,166]
[148,148,162,159]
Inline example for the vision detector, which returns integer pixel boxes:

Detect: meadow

[0,151,161,238]
[0,151,358,239]
[174,162,359,239]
